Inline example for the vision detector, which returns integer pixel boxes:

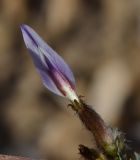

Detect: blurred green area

[0,0,140,160]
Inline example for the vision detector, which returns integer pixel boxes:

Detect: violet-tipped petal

[20,24,78,101]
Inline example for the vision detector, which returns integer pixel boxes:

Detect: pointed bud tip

[20,24,27,32]
[20,24,38,47]
[20,24,29,29]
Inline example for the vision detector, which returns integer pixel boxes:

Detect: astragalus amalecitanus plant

[20,24,140,160]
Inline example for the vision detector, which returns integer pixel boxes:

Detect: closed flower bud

[20,24,79,102]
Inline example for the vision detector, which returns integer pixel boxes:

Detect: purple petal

[38,69,62,96]
[20,25,48,70]
[28,50,64,96]
[20,24,76,96]
[20,24,75,86]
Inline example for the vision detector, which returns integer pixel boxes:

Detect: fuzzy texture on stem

[70,99,121,157]
[78,104,116,156]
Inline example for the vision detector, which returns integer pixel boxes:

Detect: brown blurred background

[0,0,140,159]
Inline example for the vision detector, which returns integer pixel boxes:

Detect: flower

[20,24,79,102]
